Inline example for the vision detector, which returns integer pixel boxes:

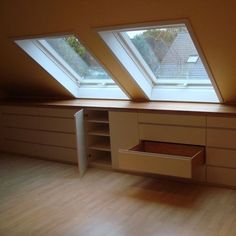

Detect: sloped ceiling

[0,0,236,103]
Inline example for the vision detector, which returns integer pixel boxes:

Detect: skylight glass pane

[45,36,113,83]
[123,25,211,85]
[15,35,128,99]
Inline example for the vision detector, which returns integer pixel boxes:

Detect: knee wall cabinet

[110,111,206,180]
[0,105,79,163]
[206,116,236,187]
[2,105,236,188]
[110,111,236,187]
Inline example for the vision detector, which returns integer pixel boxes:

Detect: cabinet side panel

[109,111,139,169]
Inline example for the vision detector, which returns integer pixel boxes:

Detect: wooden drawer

[2,114,75,133]
[207,128,236,149]
[3,127,76,148]
[207,166,236,187]
[1,105,78,118]
[2,140,77,163]
[206,147,236,168]
[139,113,206,127]
[207,116,236,129]
[139,124,205,145]
[118,141,204,178]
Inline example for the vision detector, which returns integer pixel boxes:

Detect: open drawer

[118,141,205,178]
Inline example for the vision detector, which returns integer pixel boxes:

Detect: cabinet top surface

[1,99,236,116]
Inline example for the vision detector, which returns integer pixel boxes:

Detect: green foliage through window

[45,36,110,80]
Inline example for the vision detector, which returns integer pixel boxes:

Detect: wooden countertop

[1,98,236,115]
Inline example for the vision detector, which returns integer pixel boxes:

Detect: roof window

[98,21,221,102]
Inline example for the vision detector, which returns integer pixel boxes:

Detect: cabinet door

[109,111,139,169]
[75,109,87,177]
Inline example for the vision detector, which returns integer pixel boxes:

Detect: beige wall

[0,0,236,102]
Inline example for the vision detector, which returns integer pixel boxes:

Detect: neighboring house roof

[157,32,209,80]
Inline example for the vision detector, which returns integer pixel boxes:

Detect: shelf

[87,117,109,124]
[86,109,111,169]
[89,154,112,169]
[89,143,111,152]
[88,127,110,136]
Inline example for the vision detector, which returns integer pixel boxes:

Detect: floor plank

[1,153,236,236]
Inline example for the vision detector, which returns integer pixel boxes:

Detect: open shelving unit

[85,109,112,169]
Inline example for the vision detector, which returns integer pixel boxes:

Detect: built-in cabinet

[0,105,78,163]
[1,105,236,187]
[110,111,206,179]
[109,111,236,187]
[206,115,236,186]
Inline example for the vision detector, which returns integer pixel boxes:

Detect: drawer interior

[130,141,203,160]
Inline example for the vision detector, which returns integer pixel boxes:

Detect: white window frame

[36,39,82,84]
[15,36,128,100]
[98,20,222,103]
[115,32,158,85]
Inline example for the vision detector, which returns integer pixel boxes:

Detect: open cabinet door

[75,109,87,177]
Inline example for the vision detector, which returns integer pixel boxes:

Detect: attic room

[1,0,236,235]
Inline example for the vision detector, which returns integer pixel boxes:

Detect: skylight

[15,35,128,99]
[98,22,221,102]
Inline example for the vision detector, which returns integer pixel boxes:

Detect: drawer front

[3,127,76,148]
[139,124,205,145]
[139,113,206,127]
[207,166,236,187]
[2,140,77,163]
[207,116,236,129]
[118,149,204,178]
[2,114,75,133]
[206,147,236,168]
[1,105,78,118]
[207,128,236,149]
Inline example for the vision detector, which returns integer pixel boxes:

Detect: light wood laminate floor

[1,153,236,236]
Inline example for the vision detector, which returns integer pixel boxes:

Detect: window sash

[115,29,212,88]
[34,39,82,84]
[34,39,117,88]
